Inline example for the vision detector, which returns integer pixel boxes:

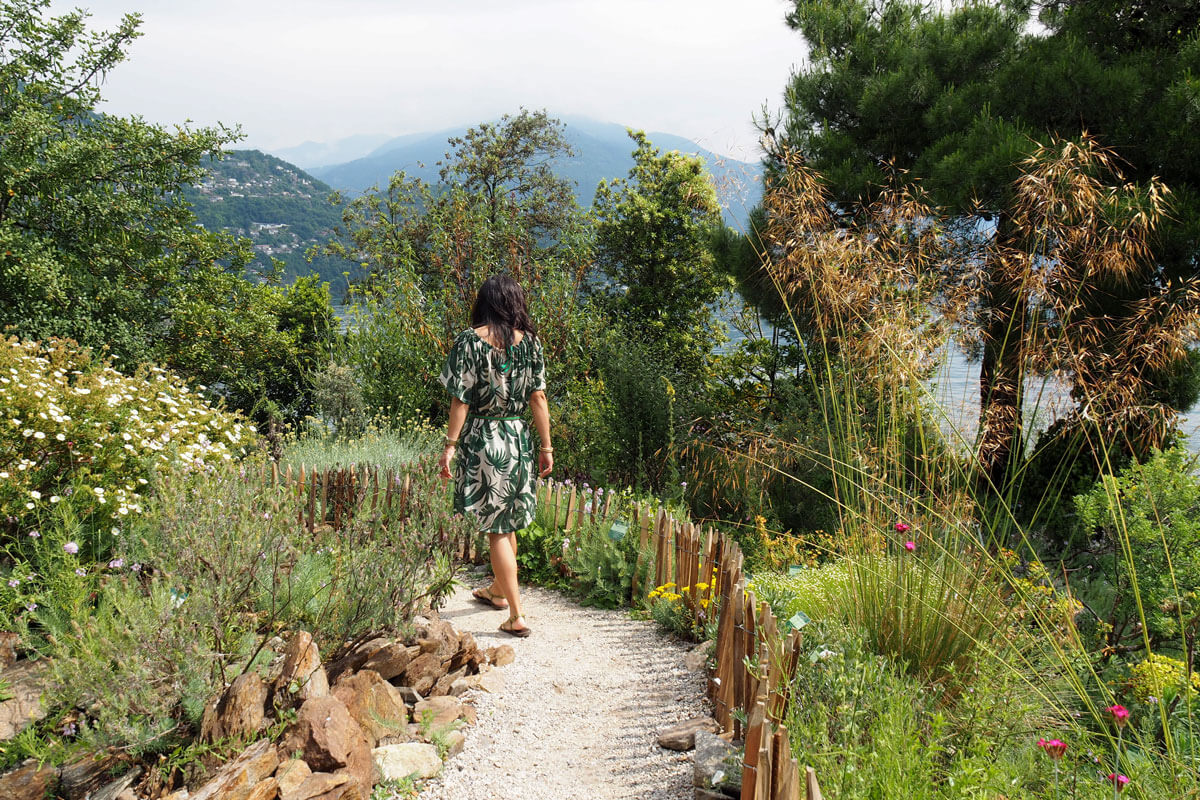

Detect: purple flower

[24,602,36,612]
[60,721,77,737]
[63,541,79,555]
[130,563,142,573]
[108,558,124,569]
[7,579,18,588]
[27,530,39,538]
[74,568,86,577]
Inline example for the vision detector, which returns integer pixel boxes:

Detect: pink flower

[1106,774,1129,792]
[1106,705,1130,728]
[63,541,78,555]
[904,541,916,551]
[894,522,910,533]
[1037,738,1067,759]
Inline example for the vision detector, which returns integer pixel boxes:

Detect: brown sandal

[499,615,531,638]
[472,586,509,609]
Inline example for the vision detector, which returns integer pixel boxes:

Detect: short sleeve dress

[439,329,546,534]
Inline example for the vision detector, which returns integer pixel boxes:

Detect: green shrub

[282,421,436,472]
[748,563,849,623]
[1074,447,1200,656]
[0,336,253,557]
[784,622,1045,799]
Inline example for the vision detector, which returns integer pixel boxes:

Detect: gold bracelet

[445,437,459,448]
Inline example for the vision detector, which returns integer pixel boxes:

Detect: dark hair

[470,274,537,352]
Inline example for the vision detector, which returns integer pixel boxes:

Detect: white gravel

[416,580,709,800]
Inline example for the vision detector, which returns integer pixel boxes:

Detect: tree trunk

[977,217,1025,491]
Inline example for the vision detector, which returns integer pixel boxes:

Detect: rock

[475,670,505,693]
[245,779,280,800]
[393,686,423,705]
[447,632,480,672]
[694,790,731,800]
[371,743,441,782]
[430,665,467,697]
[281,772,363,800]
[281,697,375,793]
[658,716,721,751]
[0,759,59,800]
[59,752,122,797]
[693,730,739,789]
[412,695,464,731]
[486,645,515,667]
[191,740,280,800]
[0,632,17,668]
[685,641,712,672]
[275,632,329,704]
[274,759,311,796]
[324,637,388,684]
[201,672,268,742]
[91,767,142,800]
[360,642,420,683]
[0,659,49,741]
[401,652,444,696]
[331,669,409,746]
[460,704,477,726]
[416,619,459,660]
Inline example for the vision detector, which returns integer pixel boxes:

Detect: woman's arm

[530,389,553,477]
[437,397,469,480]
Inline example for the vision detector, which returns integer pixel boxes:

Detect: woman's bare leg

[488,531,517,598]
[488,531,527,629]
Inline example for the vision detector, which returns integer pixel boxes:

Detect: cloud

[51,0,802,160]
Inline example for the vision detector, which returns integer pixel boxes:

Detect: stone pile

[0,614,515,800]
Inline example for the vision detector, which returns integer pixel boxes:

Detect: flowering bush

[0,337,253,553]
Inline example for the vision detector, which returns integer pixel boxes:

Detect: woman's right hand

[538,449,553,478]
[438,446,455,481]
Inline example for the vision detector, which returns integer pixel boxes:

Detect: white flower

[29,490,41,500]
[50,495,61,503]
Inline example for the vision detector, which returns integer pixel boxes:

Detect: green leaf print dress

[440,330,546,534]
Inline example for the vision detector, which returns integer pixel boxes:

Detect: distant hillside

[306,117,762,230]
[184,150,357,289]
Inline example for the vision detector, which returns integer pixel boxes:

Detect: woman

[437,275,552,637]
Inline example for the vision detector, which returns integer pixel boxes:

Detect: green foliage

[282,422,436,472]
[782,621,1046,799]
[593,130,732,378]
[48,577,227,755]
[514,521,570,588]
[748,563,849,623]
[0,2,335,424]
[1074,447,1200,655]
[0,336,252,565]
[308,361,369,437]
[562,515,645,609]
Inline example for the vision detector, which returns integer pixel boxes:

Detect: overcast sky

[48,0,805,162]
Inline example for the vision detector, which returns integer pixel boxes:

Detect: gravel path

[416,578,708,800]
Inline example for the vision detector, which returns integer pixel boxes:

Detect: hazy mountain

[270,133,394,171]
[184,149,358,289]
[302,117,762,230]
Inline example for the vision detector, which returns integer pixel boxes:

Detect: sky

[49,0,806,163]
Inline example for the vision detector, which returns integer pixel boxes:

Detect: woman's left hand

[437,446,455,481]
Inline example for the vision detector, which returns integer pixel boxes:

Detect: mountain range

[304,117,762,229]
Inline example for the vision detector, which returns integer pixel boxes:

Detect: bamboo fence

[274,466,824,800]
